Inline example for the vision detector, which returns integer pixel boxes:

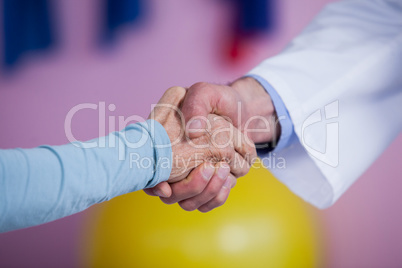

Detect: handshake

[144,77,280,212]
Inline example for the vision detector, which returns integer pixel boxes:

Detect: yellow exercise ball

[83,161,322,268]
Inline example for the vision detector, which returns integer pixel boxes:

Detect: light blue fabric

[246,74,295,155]
[0,119,172,233]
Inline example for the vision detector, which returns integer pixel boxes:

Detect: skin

[145,77,279,212]
[183,77,280,143]
[144,86,257,212]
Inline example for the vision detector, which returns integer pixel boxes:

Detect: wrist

[230,77,280,144]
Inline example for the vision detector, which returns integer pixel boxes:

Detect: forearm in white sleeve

[248,0,402,208]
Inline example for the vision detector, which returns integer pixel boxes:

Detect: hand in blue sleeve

[0,86,256,232]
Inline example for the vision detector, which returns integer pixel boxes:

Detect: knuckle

[198,206,210,213]
[214,120,230,134]
[246,143,257,156]
[238,166,250,177]
[160,197,176,205]
[185,183,205,197]
[205,192,228,211]
[222,147,234,160]
[214,195,227,207]
[204,185,221,200]
[231,179,237,188]
[205,202,219,211]
[190,82,210,91]
[179,200,198,211]
[184,174,208,196]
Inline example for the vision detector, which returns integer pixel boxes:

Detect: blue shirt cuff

[245,74,294,153]
[137,119,172,188]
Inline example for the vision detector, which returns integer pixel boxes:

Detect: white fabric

[249,0,402,208]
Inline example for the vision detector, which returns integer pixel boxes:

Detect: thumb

[158,86,187,107]
[149,86,187,121]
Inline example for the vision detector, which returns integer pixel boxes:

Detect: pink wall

[0,0,401,267]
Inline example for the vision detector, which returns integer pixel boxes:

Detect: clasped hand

[144,78,277,212]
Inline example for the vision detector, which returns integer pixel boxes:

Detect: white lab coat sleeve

[248,0,402,209]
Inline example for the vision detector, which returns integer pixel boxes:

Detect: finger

[229,126,256,177]
[229,173,237,188]
[198,175,236,213]
[160,162,216,205]
[182,83,239,139]
[208,117,256,177]
[178,162,230,211]
[231,125,257,165]
[143,182,172,198]
[148,86,187,121]
[228,152,252,178]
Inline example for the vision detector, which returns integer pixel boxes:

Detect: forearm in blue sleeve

[0,119,172,233]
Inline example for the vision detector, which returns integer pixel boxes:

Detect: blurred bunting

[3,0,53,67]
[103,0,144,42]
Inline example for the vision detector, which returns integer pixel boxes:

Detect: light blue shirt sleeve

[0,119,172,233]
[245,74,295,155]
